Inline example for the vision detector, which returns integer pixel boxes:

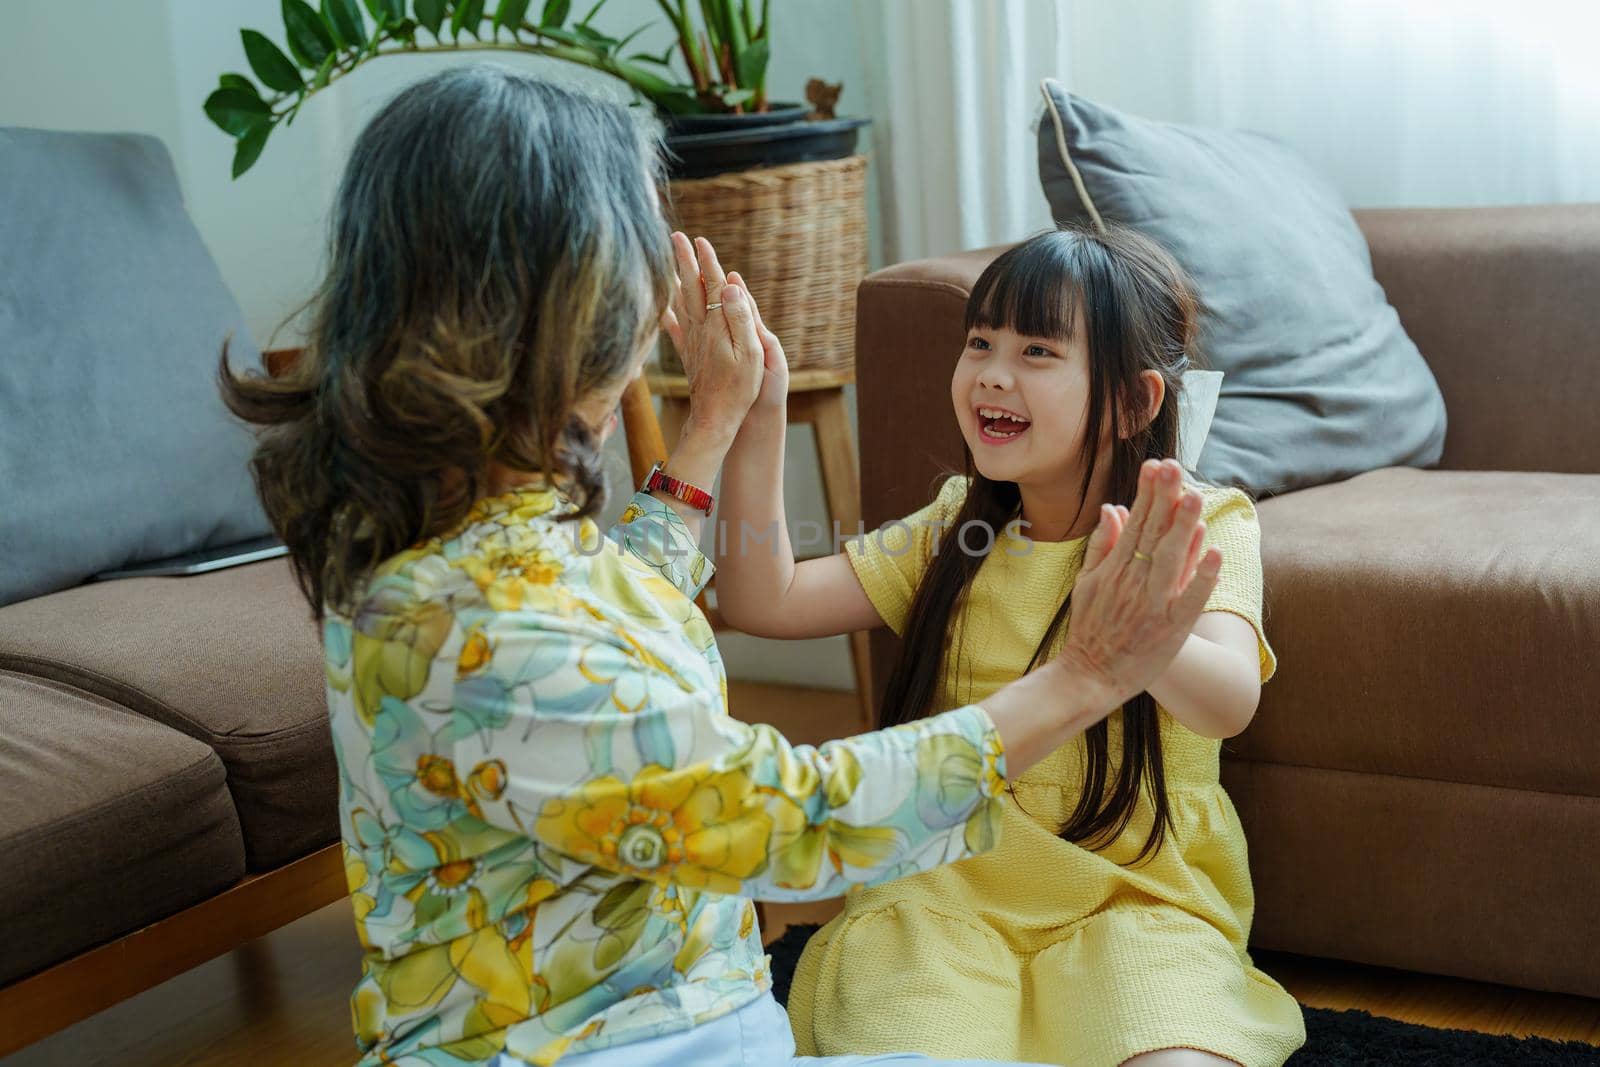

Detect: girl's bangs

[964,239,1085,340]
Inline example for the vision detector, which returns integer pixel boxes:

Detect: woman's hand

[1055,458,1221,709]
[976,459,1219,773]
[662,233,765,446]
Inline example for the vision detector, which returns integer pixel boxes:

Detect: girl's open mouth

[976,405,1031,443]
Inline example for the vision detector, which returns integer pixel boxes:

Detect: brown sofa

[0,558,339,1050]
[853,204,1600,1000]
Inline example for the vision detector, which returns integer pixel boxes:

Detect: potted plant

[205,0,867,179]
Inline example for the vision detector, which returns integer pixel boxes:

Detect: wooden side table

[646,367,875,731]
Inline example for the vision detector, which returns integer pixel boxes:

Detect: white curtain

[1164,0,1600,208]
[859,0,1600,266]
[852,0,1072,264]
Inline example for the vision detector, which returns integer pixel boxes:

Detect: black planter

[663,113,872,180]
[663,101,809,137]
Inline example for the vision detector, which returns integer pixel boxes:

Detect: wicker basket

[660,154,868,374]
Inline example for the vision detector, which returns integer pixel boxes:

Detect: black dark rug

[765,925,1600,1065]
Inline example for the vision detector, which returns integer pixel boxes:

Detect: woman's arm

[454,615,1107,903]
[1144,613,1263,739]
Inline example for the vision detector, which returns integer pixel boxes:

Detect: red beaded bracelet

[644,462,715,515]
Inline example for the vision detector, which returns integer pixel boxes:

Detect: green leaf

[242,29,305,92]
[613,23,649,52]
[577,0,608,24]
[536,25,579,46]
[232,123,272,179]
[414,0,446,35]
[452,0,485,38]
[628,51,672,68]
[733,37,767,90]
[699,0,731,51]
[218,72,259,94]
[571,24,617,51]
[494,0,531,33]
[283,0,335,67]
[389,15,418,41]
[323,0,367,47]
[611,59,699,111]
[204,88,271,136]
[313,51,337,88]
[540,0,570,28]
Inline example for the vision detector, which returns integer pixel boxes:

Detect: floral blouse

[325,486,1008,1066]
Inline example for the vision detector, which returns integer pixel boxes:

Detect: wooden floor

[7,682,1597,1065]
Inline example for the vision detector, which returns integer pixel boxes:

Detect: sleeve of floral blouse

[608,491,713,601]
[450,616,1008,902]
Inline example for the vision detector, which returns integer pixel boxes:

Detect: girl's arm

[712,272,882,639]
[1144,612,1262,738]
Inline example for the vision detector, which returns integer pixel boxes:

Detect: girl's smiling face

[952,322,1104,491]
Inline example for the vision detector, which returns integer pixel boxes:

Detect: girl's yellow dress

[787,477,1306,1067]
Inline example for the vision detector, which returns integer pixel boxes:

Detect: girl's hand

[663,233,764,445]
[727,270,789,417]
[1054,458,1222,709]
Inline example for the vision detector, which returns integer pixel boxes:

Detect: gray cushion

[0,671,244,984]
[0,127,269,607]
[0,558,335,871]
[1037,81,1447,497]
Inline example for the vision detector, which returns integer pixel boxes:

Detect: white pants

[494,992,1048,1067]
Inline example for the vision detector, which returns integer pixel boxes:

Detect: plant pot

[664,116,872,180]
[663,102,809,137]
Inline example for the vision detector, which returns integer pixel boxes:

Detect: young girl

[715,225,1306,1066]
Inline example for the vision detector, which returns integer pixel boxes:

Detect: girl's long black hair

[876,222,1200,863]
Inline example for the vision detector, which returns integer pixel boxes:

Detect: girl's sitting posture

[715,225,1306,1067]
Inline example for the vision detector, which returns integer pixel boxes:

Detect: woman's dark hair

[877,222,1200,864]
[220,66,672,621]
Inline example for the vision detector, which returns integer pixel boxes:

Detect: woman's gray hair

[221,65,675,619]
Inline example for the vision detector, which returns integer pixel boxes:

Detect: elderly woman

[223,68,1219,1067]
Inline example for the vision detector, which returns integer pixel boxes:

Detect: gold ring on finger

[1133,550,1153,562]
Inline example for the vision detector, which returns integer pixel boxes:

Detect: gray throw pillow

[0,128,269,606]
[1037,80,1446,497]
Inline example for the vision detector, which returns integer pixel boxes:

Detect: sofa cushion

[1036,82,1447,498]
[1233,468,1600,797]
[0,671,244,985]
[0,127,270,608]
[0,558,334,869]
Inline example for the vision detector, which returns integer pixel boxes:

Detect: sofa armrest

[1354,204,1600,475]
[854,245,1015,530]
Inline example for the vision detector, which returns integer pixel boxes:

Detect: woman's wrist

[681,409,741,452]
[663,422,734,495]
[978,659,1120,775]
